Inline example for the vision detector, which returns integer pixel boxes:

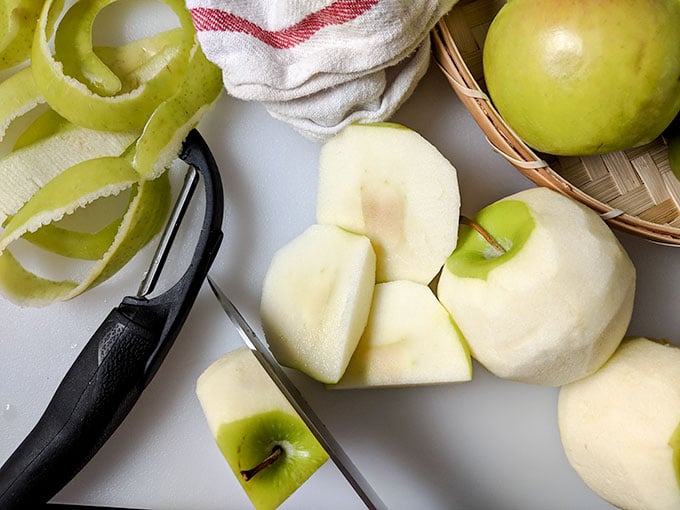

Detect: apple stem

[241,445,284,481]
[460,215,506,254]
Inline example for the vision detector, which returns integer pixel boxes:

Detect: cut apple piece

[437,187,636,386]
[196,347,328,510]
[558,337,680,510]
[316,122,460,285]
[332,280,472,389]
[260,224,376,384]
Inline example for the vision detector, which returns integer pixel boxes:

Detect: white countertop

[1,14,679,510]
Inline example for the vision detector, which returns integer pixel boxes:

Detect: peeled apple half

[0,0,223,306]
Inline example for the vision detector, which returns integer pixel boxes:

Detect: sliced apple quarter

[332,280,472,389]
[558,337,680,510]
[260,224,376,384]
[197,347,329,510]
[316,122,460,285]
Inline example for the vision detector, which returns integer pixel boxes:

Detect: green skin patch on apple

[446,200,534,280]
[671,421,680,491]
[216,410,328,510]
[197,348,329,510]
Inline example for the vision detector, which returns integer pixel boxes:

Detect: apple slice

[332,280,472,389]
[316,122,460,285]
[197,347,329,510]
[558,337,680,510]
[260,223,376,384]
[437,187,636,386]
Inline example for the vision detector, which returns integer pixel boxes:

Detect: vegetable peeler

[0,129,224,508]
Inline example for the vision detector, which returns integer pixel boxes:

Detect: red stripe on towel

[190,0,380,49]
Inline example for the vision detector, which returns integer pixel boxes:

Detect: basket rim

[431,19,680,247]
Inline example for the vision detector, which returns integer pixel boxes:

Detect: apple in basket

[436,187,636,386]
[558,337,680,510]
[482,0,680,155]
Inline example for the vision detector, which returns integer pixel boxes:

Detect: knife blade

[206,276,386,510]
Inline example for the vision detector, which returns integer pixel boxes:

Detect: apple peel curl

[0,1,223,306]
[32,0,196,132]
[0,170,170,307]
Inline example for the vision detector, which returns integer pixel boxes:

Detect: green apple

[332,280,472,389]
[558,337,680,510]
[260,223,376,384]
[196,347,329,510]
[436,187,636,386]
[483,0,680,155]
[316,122,460,285]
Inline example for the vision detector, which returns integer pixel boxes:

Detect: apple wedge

[316,122,460,285]
[197,347,329,510]
[332,280,472,389]
[558,337,680,510]
[437,187,636,386]
[260,224,376,384]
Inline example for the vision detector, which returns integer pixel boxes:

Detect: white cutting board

[1,2,679,509]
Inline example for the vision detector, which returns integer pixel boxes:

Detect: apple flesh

[196,347,329,510]
[316,122,460,284]
[332,280,472,389]
[558,337,680,510]
[260,223,376,384]
[436,187,636,386]
[483,0,680,155]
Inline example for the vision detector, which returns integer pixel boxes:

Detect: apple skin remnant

[196,348,329,510]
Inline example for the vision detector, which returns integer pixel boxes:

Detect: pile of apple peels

[0,0,222,306]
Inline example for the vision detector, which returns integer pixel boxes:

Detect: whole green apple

[483,0,680,155]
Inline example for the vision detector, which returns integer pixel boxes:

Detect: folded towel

[187,0,456,140]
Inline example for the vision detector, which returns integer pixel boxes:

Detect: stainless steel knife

[206,276,386,510]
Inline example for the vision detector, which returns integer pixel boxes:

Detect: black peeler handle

[0,129,224,508]
[0,301,165,507]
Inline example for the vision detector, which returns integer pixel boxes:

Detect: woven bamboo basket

[431,0,680,246]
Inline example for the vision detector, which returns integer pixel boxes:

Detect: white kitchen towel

[186,0,456,140]
[262,37,432,141]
